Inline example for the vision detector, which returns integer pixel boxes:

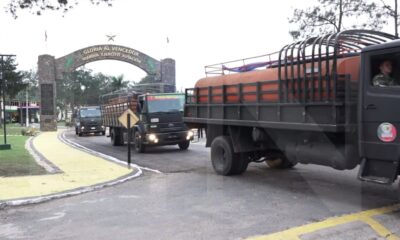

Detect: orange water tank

[194,56,360,103]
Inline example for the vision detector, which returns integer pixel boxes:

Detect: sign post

[118,109,139,168]
[127,113,131,168]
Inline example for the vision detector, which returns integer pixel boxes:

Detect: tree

[5,0,113,18]
[0,57,25,126]
[0,57,25,99]
[289,0,386,40]
[380,0,399,37]
[57,68,119,119]
[21,69,39,101]
[138,74,157,85]
[109,74,129,91]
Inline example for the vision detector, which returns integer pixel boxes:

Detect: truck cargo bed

[184,74,355,132]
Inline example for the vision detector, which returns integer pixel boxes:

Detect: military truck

[74,106,105,136]
[184,30,400,186]
[100,91,193,152]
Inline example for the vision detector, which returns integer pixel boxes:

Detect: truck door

[359,46,400,184]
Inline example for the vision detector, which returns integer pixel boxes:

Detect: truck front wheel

[134,131,146,153]
[111,128,124,146]
[178,141,190,150]
[211,136,247,175]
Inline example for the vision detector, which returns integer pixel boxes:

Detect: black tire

[234,153,249,174]
[134,131,146,153]
[75,127,78,135]
[78,132,83,137]
[101,131,106,136]
[111,128,124,146]
[265,155,296,169]
[210,136,246,176]
[178,141,190,150]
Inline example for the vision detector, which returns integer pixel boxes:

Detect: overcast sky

[1,0,321,90]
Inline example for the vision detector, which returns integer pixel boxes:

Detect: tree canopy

[6,0,113,18]
[0,57,25,99]
[288,0,386,40]
[380,0,399,37]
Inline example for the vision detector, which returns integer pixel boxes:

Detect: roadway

[0,129,399,240]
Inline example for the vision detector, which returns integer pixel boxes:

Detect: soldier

[372,60,396,87]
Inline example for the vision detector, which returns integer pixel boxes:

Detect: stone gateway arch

[38,44,175,131]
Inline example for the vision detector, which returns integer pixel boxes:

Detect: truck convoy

[74,106,105,136]
[100,91,193,152]
[184,30,400,186]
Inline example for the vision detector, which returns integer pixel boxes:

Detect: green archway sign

[37,44,175,131]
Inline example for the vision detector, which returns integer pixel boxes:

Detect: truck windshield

[80,108,101,118]
[147,95,184,113]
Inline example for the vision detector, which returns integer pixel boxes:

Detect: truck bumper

[80,126,105,133]
[144,130,194,145]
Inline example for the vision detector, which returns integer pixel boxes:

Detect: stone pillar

[38,55,57,131]
[160,58,176,93]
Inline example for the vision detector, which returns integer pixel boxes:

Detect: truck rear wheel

[266,156,296,169]
[111,128,124,146]
[134,131,146,153]
[178,141,190,150]
[211,136,247,175]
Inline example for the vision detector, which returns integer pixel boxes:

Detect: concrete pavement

[0,130,139,205]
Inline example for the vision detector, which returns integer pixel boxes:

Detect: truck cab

[133,93,193,152]
[359,40,400,183]
[74,106,105,137]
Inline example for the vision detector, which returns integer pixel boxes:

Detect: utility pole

[0,54,16,150]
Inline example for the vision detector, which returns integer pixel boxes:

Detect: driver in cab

[372,60,397,87]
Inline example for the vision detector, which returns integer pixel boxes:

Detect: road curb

[0,169,142,210]
[60,131,162,174]
[0,131,144,210]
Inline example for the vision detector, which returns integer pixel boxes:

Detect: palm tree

[110,74,129,91]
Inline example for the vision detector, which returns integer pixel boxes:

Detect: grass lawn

[0,136,47,177]
[0,123,23,136]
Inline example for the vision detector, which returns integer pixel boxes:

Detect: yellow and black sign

[118,109,139,129]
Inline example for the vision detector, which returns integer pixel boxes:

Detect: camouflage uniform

[372,73,396,87]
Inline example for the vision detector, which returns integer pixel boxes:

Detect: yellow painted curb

[0,130,133,201]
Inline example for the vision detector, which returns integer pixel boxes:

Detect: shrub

[21,127,38,136]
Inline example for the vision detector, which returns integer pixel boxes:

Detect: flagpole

[165,36,169,58]
[44,30,48,53]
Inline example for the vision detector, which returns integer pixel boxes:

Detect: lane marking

[361,217,400,240]
[247,203,400,240]
[38,212,66,222]
[61,131,162,174]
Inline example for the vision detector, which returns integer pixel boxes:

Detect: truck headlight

[186,130,194,140]
[81,126,85,130]
[148,134,157,142]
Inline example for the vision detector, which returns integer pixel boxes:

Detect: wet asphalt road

[1,129,399,240]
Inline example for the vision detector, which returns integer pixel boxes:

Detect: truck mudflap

[358,157,399,184]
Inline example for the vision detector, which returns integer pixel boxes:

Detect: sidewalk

[0,130,137,203]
